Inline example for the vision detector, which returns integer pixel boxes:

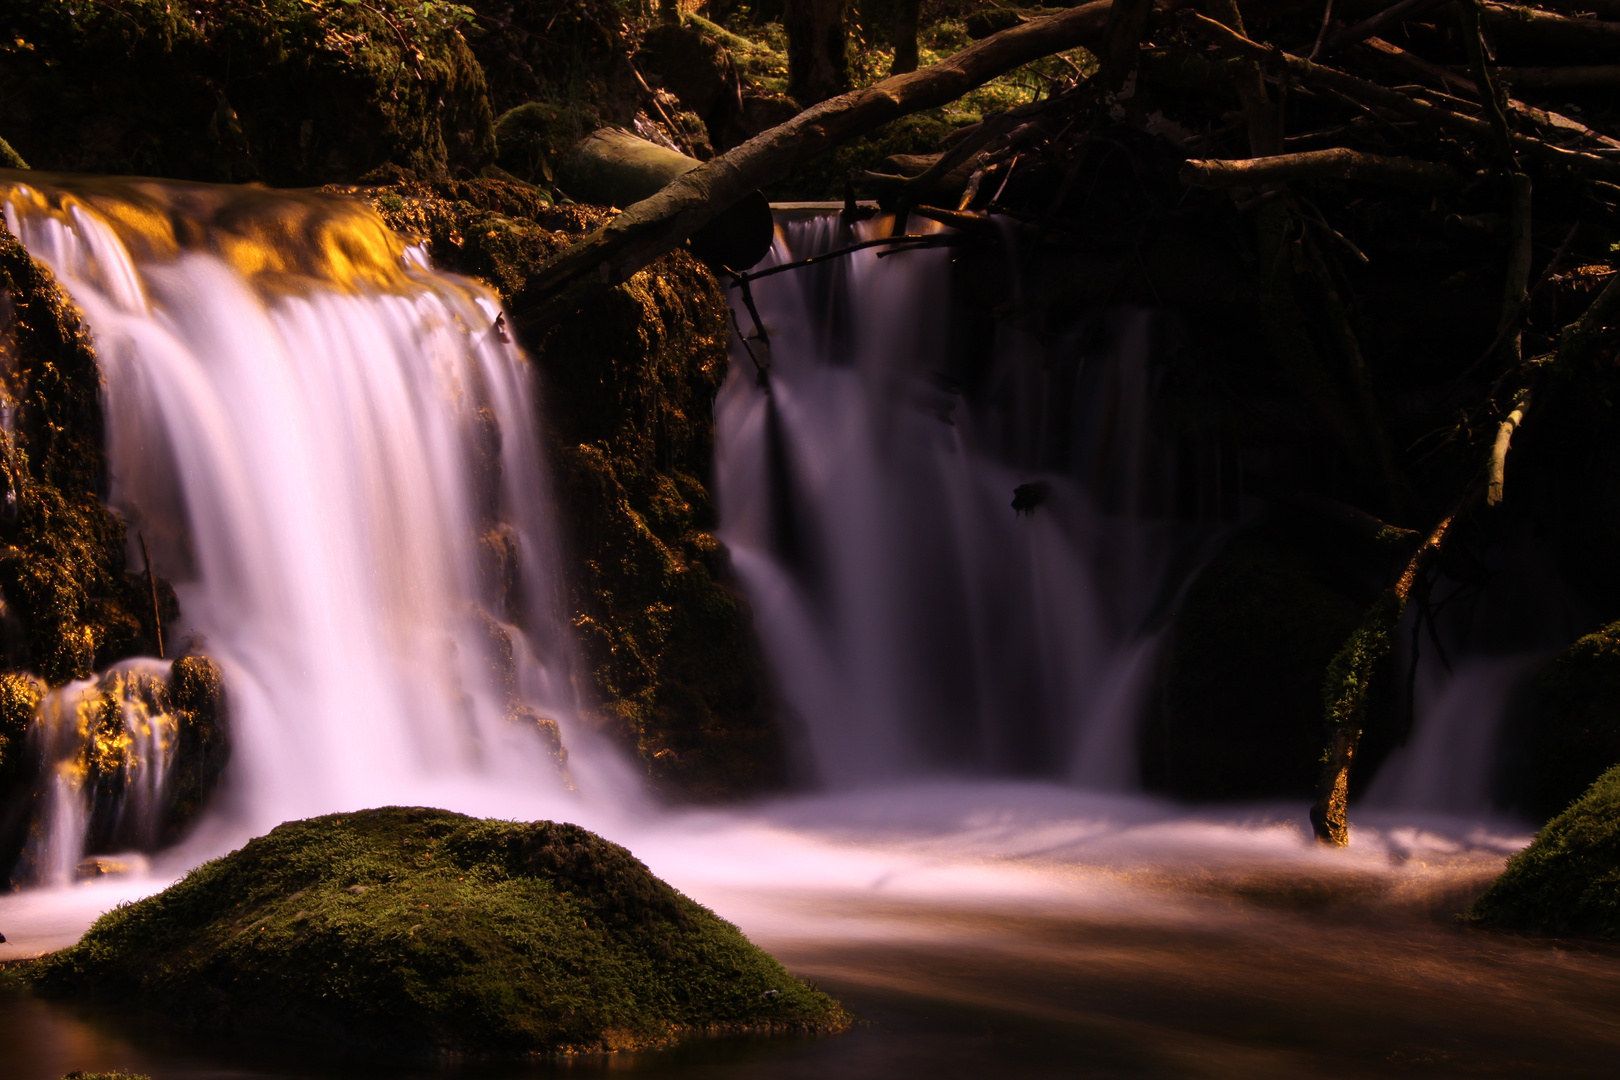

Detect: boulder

[1467,763,1620,938]
[31,807,847,1055]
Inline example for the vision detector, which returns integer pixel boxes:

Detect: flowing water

[0,182,1615,1077]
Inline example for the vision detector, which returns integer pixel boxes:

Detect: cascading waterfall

[3,176,599,877]
[714,212,1542,818]
[714,214,1227,789]
[0,182,1541,909]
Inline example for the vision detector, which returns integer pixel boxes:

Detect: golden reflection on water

[1,170,417,297]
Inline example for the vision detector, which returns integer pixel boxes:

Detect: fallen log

[1498,65,1620,88]
[1480,2,1620,54]
[1180,147,1463,188]
[515,0,1131,332]
[1324,0,1452,54]
[1357,38,1620,150]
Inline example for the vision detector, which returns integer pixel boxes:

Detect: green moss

[1511,623,1620,823]
[31,807,847,1055]
[0,137,27,170]
[0,0,493,184]
[1467,764,1620,938]
[495,101,599,187]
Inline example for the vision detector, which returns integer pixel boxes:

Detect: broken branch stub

[1180,148,1463,189]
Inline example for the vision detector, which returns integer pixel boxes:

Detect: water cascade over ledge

[2,176,602,879]
[715,214,1229,789]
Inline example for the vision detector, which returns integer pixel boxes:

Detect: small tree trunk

[893,0,922,75]
[786,0,852,105]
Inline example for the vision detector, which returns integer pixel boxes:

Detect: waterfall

[714,214,1225,790]
[3,176,599,876]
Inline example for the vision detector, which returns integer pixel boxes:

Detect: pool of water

[3,786,1614,1079]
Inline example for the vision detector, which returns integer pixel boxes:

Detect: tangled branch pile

[533,0,1620,842]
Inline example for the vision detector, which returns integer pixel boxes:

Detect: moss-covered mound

[1467,765,1620,938]
[33,806,846,1055]
[0,0,493,185]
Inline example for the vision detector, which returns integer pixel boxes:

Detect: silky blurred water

[0,189,1608,1078]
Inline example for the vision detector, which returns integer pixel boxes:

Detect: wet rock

[0,226,174,685]
[31,807,847,1055]
[0,0,494,185]
[494,101,594,187]
[2,657,227,884]
[75,857,133,880]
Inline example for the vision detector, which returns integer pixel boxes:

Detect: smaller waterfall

[23,661,183,885]
[716,214,1226,789]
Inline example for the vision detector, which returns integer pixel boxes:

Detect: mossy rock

[495,101,599,187]
[0,0,493,184]
[31,807,847,1056]
[1467,764,1620,938]
[1147,518,1380,800]
[1507,622,1620,824]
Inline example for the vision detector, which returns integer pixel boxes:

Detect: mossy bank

[1468,764,1620,939]
[32,806,847,1056]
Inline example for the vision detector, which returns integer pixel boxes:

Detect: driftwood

[1184,13,1620,183]
[1312,510,1457,845]
[1480,1,1620,51]
[1498,65,1620,88]
[1358,38,1620,150]
[515,0,1125,333]
[1180,147,1462,189]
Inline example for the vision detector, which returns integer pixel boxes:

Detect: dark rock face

[366,181,786,799]
[1507,623,1620,823]
[31,806,848,1056]
[1468,764,1620,938]
[0,0,494,185]
[0,228,170,685]
[1145,519,1381,801]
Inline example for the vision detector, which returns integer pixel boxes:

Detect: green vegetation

[32,807,847,1055]
[1467,764,1620,938]
[0,0,493,184]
